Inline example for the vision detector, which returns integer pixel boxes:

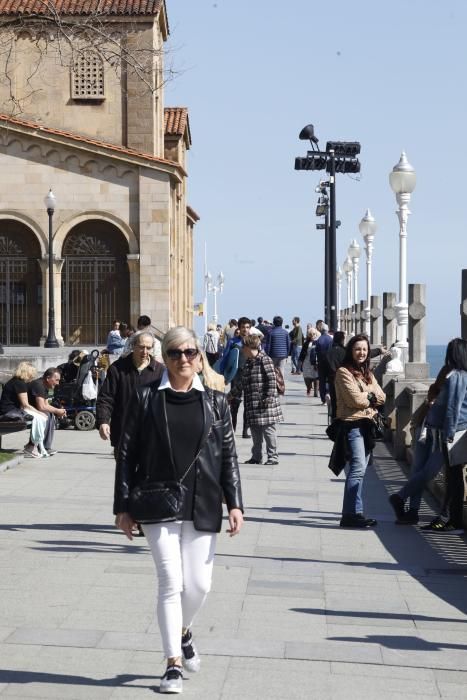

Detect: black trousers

[444,463,466,528]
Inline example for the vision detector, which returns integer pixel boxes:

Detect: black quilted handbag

[129,480,187,524]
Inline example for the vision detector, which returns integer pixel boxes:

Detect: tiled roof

[0,112,185,173]
[164,107,191,145]
[0,0,163,15]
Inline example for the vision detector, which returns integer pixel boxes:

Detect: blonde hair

[307,326,319,341]
[243,334,261,350]
[198,351,225,391]
[14,361,37,382]
[207,322,216,332]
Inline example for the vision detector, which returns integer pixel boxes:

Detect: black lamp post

[295,125,361,331]
[44,188,59,348]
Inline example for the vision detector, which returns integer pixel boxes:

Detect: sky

[165,0,467,344]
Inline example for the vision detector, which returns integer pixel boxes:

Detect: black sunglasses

[166,348,199,361]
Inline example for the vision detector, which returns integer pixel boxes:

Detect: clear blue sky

[165,0,466,344]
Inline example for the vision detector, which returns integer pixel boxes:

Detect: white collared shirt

[158,368,205,392]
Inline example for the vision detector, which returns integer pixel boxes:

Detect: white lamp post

[389,151,416,351]
[336,265,343,329]
[359,209,377,337]
[206,271,224,324]
[348,239,361,335]
[343,256,353,309]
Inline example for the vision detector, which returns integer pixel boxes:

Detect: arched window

[71,50,105,100]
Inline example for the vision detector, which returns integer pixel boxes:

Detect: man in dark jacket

[315,323,333,404]
[323,331,346,419]
[97,332,164,451]
[265,315,291,372]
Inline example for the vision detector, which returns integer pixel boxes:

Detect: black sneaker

[160,665,183,694]
[389,493,405,521]
[181,628,200,673]
[244,458,261,464]
[396,509,419,525]
[265,459,279,465]
[340,514,377,528]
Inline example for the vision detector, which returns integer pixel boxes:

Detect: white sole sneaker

[159,665,183,694]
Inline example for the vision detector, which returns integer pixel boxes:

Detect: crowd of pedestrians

[1,311,466,695]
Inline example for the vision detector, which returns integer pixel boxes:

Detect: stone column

[126,254,141,324]
[406,283,429,379]
[370,295,382,345]
[383,292,397,349]
[38,257,64,346]
[360,300,366,334]
[461,270,467,340]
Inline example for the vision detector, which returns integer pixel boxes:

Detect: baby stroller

[53,349,99,430]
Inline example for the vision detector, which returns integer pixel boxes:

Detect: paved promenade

[1,377,467,699]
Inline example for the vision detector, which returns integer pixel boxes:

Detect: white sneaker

[181,629,201,673]
[160,665,183,694]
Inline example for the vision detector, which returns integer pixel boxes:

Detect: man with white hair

[315,322,333,404]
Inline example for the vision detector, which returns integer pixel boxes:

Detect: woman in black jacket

[114,326,243,695]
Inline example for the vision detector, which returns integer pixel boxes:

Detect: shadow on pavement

[292,608,467,626]
[0,669,160,690]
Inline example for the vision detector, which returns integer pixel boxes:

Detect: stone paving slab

[1,375,467,698]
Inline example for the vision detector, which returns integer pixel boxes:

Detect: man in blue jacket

[265,316,290,372]
[315,322,333,404]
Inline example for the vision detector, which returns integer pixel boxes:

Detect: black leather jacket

[114,381,243,532]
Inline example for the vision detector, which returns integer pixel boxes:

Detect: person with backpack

[298,326,320,397]
[202,323,220,367]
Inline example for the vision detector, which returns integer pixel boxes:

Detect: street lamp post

[336,265,343,329]
[389,152,416,352]
[44,189,59,348]
[206,272,224,324]
[343,256,353,308]
[295,125,361,331]
[348,239,361,335]
[359,209,377,337]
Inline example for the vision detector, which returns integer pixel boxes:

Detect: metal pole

[44,207,58,348]
[396,192,410,348]
[328,151,337,330]
[212,287,218,324]
[324,207,330,325]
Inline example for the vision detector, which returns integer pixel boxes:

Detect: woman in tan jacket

[334,334,386,528]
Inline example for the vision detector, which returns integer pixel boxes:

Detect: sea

[426,345,445,378]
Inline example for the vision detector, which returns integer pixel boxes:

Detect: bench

[0,420,29,450]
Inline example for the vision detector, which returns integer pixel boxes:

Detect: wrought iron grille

[0,258,28,345]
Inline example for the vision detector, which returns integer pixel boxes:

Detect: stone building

[0,0,198,345]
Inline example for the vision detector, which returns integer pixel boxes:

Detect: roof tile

[0,0,162,15]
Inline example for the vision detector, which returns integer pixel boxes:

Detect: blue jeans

[342,427,371,516]
[291,345,302,372]
[398,429,444,512]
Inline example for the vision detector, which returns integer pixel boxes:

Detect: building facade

[0,0,197,345]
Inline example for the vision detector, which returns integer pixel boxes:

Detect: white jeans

[143,520,217,658]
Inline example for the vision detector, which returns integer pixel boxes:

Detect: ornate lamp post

[44,189,59,348]
[359,209,377,337]
[389,152,416,351]
[336,265,343,329]
[343,256,353,308]
[348,239,361,335]
[206,272,224,324]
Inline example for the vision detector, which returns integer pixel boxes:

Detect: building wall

[0,19,164,156]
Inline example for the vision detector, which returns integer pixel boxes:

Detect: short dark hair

[257,316,263,323]
[250,319,256,327]
[137,315,151,328]
[445,338,467,371]
[273,315,283,326]
[333,331,346,346]
[293,316,300,324]
[238,316,251,327]
[43,367,61,380]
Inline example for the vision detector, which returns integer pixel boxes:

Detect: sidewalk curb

[0,453,24,473]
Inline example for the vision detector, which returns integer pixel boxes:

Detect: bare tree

[0,0,177,113]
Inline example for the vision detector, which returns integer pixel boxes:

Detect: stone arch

[54,211,138,257]
[0,218,43,345]
[0,211,46,255]
[61,219,131,345]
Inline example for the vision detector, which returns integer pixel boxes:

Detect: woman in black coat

[114,326,243,694]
